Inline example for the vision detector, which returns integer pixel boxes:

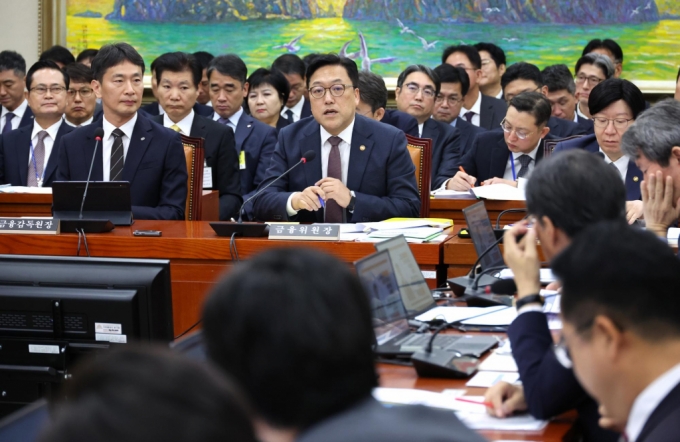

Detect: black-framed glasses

[574,74,604,86]
[435,94,463,106]
[308,84,354,99]
[67,88,94,98]
[403,82,436,99]
[500,118,535,140]
[592,117,634,130]
[30,86,66,96]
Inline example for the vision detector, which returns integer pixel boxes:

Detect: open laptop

[463,201,505,272]
[355,250,498,358]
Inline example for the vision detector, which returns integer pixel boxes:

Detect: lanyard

[510,154,517,181]
[29,140,46,186]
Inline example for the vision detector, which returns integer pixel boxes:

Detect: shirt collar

[158,103,165,115]
[450,118,458,128]
[31,119,62,141]
[626,362,680,442]
[63,115,94,127]
[418,122,424,137]
[576,103,589,120]
[103,112,138,141]
[229,107,244,128]
[2,98,28,119]
[163,109,194,135]
[462,91,482,116]
[511,139,542,160]
[319,117,355,147]
[284,95,305,118]
[495,90,503,100]
[599,148,629,178]
[573,112,579,123]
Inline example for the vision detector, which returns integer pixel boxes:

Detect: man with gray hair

[574,53,614,120]
[620,99,680,240]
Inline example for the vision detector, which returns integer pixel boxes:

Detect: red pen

[455,397,494,408]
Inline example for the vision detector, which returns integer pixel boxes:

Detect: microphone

[79,128,105,219]
[237,150,316,223]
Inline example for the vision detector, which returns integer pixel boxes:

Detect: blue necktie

[2,113,15,134]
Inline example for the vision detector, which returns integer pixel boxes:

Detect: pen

[456,397,494,408]
[459,166,466,174]
[318,195,325,208]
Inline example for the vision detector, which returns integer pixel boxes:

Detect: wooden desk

[0,190,221,221]
[0,221,454,337]
[430,197,526,226]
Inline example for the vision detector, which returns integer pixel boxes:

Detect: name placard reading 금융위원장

[0,218,60,235]
[268,223,340,241]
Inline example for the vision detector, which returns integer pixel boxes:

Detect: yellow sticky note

[239,150,246,170]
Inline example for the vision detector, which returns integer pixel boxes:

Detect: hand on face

[641,171,680,237]
[502,221,541,298]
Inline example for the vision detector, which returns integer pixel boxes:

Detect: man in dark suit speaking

[57,43,187,220]
[253,54,420,223]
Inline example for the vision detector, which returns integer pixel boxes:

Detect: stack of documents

[336,219,453,243]
[0,185,52,194]
[472,184,525,201]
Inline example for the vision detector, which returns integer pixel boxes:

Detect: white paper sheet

[415,306,507,324]
[465,371,520,388]
[472,184,525,201]
[478,352,519,372]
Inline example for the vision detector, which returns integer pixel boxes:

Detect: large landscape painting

[66,0,680,80]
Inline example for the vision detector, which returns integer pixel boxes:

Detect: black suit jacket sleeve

[212,126,242,220]
[458,134,481,179]
[0,135,6,184]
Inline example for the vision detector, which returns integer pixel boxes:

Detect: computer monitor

[463,201,505,271]
[0,255,172,417]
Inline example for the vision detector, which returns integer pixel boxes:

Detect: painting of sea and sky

[66,0,680,80]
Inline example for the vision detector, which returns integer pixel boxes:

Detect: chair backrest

[544,134,586,158]
[405,134,432,218]
[180,134,205,221]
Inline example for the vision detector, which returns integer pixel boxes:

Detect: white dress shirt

[163,110,194,135]
[495,89,503,100]
[64,116,94,127]
[28,119,62,182]
[576,103,589,120]
[461,91,482,127]
[626,362,680,442]
[1,99,29,132]
[599,148,629,182]
[102,113,137,181]
[418,122,424,137]
[213,106,243,132]
[573,112,579,123]
[157,103,165,115]
[503,140,541,190]
[280,95,306,122]
[286,118,355,216]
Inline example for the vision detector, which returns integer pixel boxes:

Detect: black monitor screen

[463,202,505,271]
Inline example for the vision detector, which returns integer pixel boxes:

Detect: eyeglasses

[29,86,66,96]
[500,118,536,140]
[67,88,94,98]
[480,59,495,68]
[435,94,463,106]
[403,82,436,99]
[309,84,354,99]
[451,63,478,72]
[553,335,573,369]
[574,75,604,86]
[592,117,634,130]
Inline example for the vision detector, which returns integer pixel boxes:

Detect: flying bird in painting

[397,19,415,35]
[339,41,360,59]
[416,35,439,51]
[358,32,397,72]
[502,37,519,42]
[485,7,501,13]
[273,35,303,53]
[630,6,641,16]
[644,1,652,9]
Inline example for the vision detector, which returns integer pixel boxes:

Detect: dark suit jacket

[509,312,620,442]
[275,115,291,134]
[0,121,73,187]
[56,113,188,220]
[141,102,213,118]
[253,115,420,223]
[576,115,595,135]
[151,114,242,220]
[454,117,486,158]
[479,94,507,130]
[296,397,487,442]
[300,97,312,119]
[548,116,590,138]
[458,130,551,184]
[421,118,462,188]
[2,104,35,131]
[637,382,680,442]
[553,133,642,200]
[380,109,419,137]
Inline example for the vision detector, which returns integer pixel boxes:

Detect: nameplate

[268,223,340,241]
[0,218,60,235]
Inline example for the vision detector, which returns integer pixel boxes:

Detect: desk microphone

[411,322,480,379]
[79,127,105,219]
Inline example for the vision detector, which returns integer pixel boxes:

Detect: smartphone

[133,230,162,237]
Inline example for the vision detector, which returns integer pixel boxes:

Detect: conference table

[430,196,526,225]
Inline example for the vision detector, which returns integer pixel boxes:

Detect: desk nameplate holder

[268,224,340,241]
[0,217,59,235]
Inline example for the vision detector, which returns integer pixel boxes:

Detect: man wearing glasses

[0,60,72,187]
[446,92,553,190]
[574,53,614,120]
[62,63,101,127]
[253,54,420,223]
[485,150,625,442]
[394,64,461,189]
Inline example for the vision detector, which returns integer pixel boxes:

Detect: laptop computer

[463,201,505,272]
[355,250,498,358]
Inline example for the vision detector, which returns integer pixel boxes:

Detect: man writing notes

[253,54,420,223]
[57,43,187,220]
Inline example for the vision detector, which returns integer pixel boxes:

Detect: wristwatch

[347,191,356,212]
[514,294,544,311]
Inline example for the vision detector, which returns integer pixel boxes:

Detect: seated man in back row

[253,54,420,223]
[57,43,188,220]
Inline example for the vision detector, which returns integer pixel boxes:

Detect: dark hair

[357,71,387,112]
[26,60,69,90]
[76,48,98,64]
[39,45,75,66]
[63,62,93,85]
[441,45,481,70]
[527,150,626,237]
[575,53,614,79]
[0,50,26,76]
[396,64,441,95]
[541,64,576,94]
[508,91,551,127]
[37,346,257,442]
[207,54,247,84]
[473,42,506,67]
[302,53,322,68]
[620,99,680,167]
[154,52,202,88]
[91,43,145,82]
[247,67,290,110]
[433,64,470,96]
[582,38,624,63]
[501,62,542,91]
[305,54,359,89]
[553,221,680,338]
[588,78,645,119]
[272,53,307,78]
[202,248,377,429]
[191,51,214,71]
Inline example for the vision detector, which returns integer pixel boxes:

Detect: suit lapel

[479,95,493,130]
[490,136,510,179]
[82,121,104,181]
[347,117,373,191]
[43,122,71,183]
[421,118,439,143]
[16,127,32,185]
[302,122,323,188]
[190,115,207,139]
[234,113,254,151]
[625,159,643,198]
[20,106,34,128]
[122,117,153,182]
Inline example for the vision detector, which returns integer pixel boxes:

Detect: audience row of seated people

[0,39,678,223]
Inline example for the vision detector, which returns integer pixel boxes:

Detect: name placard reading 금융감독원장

[268,223,340,241]
[0,218,60,235]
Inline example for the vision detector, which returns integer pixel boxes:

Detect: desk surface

[430,197,526,225]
